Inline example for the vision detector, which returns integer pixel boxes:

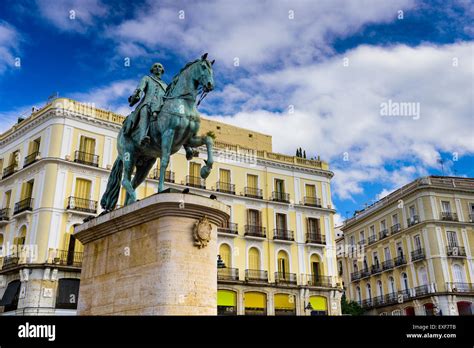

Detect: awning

[274,294,296,310]
[244,292,266,309]
[309,296,327,311]
[0,280,21,306]
[217,290,236,307]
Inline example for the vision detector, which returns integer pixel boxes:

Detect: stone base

[74,192,229,315]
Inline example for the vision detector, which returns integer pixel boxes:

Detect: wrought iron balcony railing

[244,225,266,238]
[306,274,332,287]
[23,151,40,168]
[1,253,20,270]
[358,239,366,246]
[0,208,10,221]
[303,196,321,207]
[393,255,407,267]
[413,284,430,297]
[14,197,34,215]
[379,229,389,240]
[390,223,401,234]
[441,212,458,221]
[411,248,425,262]
[407,215,420,227]
[382,259,394,271]
[2,164,16,179]
[74,150,99,167]
[149,169,175,183]
[371,264,382,275]
[446,245,467,257]
[360,268,370,279]
[217,222,238,235]
[446,282,474,293]
[49,250,84,267]
[215,181,235,195]
[274,272,297,285]
[272,191,290,203]
[186,175,206,189]
[243,187,263,199]
[245,269,268,282]
[306,232,325,244]
[218,267,240,281]
[368,235,377,245]
[67,196,98,214]
[351,271,361,281]
[273,228,294,241]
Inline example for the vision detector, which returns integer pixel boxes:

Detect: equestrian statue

[100,53,215,211]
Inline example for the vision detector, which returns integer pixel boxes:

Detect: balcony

[350,271,361,282]
[274,272,297,285]
[469,213,474,223]
[306,274,333,287]
[149,169,175,183]
[218,267,240,281]
[245,269,268,282]
[244,225,266,238]
[360,268,370,279]
[186,175,205,189]
[67,196,98,214]
[371,264,382,275]
[23,151,40,168]
[390,223,401,234]
[446,282,474,293]
[74,150,99,167]
[411,248,425,262]
[273,228,294,241]
[2,164,16,179]
[446,245,467,257]
[407,215,420,227]
[368,235,377,245]
[303,196,321,207]
[393,255,407,267]
[413,284,430,297]
[215,181,235,195]
[243,187,263,199]
[441,212,458,221]
[382,259,394,271]
[217,222,238,235]
[358,239,366,246]
[272,191,290,203]
[13,198,34,215]
[1,253,20,270]
[361,298,373,309]
[0,208,10,222]
[379,229,389,240]
[306,232,325,244]
[49,250,83,268]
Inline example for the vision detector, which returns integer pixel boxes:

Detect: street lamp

[217,254,226,268]
[305,301,313,314]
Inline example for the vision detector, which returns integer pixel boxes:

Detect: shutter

[220,169,230,184]
[190,162,200,177]
[247,174,257,189]
[219,244,231,267]
[75,179,91,199]
[248,248,259,270]
[305,184,316,198]
[56,279,80,309]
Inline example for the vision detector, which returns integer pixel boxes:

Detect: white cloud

[108,0,416,68]
[35,0,108,32]
[0,21,21,74]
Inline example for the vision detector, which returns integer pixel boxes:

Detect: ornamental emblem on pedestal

[193,216,212,248]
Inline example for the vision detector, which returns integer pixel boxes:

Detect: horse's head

[195,53,214,92]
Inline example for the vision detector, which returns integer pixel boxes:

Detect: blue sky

[0,0,473,225]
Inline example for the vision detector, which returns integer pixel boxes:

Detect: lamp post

[217,254,226,268]
[305,301,313,315]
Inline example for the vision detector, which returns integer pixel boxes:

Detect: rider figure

[125,62,168,145]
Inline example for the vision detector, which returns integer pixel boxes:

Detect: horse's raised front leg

[122,156,136,205]
[158,129,175,192]
[187,135,214,179]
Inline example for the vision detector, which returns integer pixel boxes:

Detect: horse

[100,53,215,211]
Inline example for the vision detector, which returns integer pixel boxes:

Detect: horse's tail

[100,157,124,211]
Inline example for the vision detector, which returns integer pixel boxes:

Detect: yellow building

[338,176,474,315]
[0,98,342,315]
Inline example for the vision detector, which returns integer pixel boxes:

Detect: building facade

[0,98,342,315]
[338,176,474,315]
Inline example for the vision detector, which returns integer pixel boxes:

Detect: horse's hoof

[200,166,211,179]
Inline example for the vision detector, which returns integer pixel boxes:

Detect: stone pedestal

[74,192,229,315]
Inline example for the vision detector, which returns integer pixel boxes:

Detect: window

[248,247,260,270]
[307,218,320,235]
[4,190,11,208]
[20,180,34,200]
[446,231,458,247]
[380,220,386,230]
[353,261,358,272]
[356,286,361,303]
[189,162,201,177]
[363,256,368,270]
[14,226,27,247]
[276,213,287,230]
[338,261,343,275]
[55,279,80,309]
[310,254,321,279]
[389,277,396,293]
[10,150,20,167]
[277,250,289,275]
[274,179,284,193]
[409,205,416,217]
[401,273,409,290]
[79,136,95,155]
[414,235,422,250]
[384,247,391,261]
[74,178,92,199]
[219,168,231,184]
[452,264,465,284]
[392,214,399,225]
[441,201,451,212]
[373,252,379,267]
[359,231,365,243]
[219,244,231,267]
[28,138,41,156]
[247,174,258,189]
[370,225,375,236]
[396,242,404,257]
[218,290,237,316]
[366,284,372,300]
[377,280,383,297]
[418,267,428,286]
[305,184,316,198]
[247,209,261,226]
[0,280,21,312]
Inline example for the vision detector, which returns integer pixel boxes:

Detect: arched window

[377,280,383,297]
[366,283,372,299]
[248,247,260,270]
[356,286,361,303]
[401,273,409,290]
[418,267,428,286]
[389,276,396,293]
[310,254,321,278]
[277,250,290,275]
[219,243,231,268]
[452,264,465,284]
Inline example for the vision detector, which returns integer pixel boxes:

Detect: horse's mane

[164,59,200,97]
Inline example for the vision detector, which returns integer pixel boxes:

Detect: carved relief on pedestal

[193,215,212,249]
